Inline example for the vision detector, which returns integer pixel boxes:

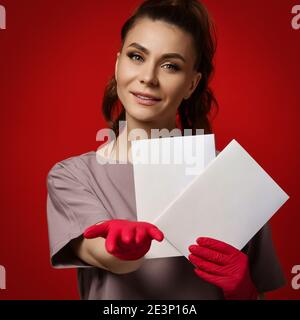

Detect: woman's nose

[139,63,159,86]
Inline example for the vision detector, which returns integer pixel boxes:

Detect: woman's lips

[131,92,161,106]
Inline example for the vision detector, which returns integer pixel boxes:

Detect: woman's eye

[127,52,143,62]
[127,52,180,72]
[163,64,180,71]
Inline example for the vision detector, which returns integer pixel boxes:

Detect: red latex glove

[84,219,164,260]
[188,237,258,300]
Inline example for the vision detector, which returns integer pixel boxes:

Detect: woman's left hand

[188,237,258,300]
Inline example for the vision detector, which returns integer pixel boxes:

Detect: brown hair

[102,0,218,137]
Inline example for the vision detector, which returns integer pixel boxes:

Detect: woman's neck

[114,115,179,163]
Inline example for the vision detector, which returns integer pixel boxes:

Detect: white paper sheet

[154,139,289,258]
[131,134,216,258]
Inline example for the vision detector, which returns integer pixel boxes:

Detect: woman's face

[115,17,201,130]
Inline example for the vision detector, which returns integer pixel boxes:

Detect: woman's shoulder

[47,144,125,184]
[47,151,98,180]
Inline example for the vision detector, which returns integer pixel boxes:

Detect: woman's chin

[126,108,162,124]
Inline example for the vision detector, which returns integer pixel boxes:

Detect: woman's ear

[184,72,202,99]
[115,52,120,81]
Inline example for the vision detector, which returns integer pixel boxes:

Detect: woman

[46,0,285,299]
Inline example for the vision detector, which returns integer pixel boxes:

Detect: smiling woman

[102,0,218,142]
[46,0,286,300]
[114,17,202,131]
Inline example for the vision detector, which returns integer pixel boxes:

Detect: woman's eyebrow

[127,42,186,63]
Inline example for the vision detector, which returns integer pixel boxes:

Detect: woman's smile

[131,91,162,106]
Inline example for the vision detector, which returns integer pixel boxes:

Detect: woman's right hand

[83,219,164,260]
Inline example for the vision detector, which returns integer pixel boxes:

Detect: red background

[0,0,299,299]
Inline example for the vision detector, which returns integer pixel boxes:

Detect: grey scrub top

[46,151,286,299]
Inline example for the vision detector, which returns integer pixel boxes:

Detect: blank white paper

[131,134,216,258]
[154,139,289,259]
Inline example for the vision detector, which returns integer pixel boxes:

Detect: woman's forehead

[124,18,194,56]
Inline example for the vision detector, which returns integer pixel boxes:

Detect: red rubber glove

[188,237,258,300]
[84,219,164,260]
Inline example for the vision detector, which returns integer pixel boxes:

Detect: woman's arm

[70,235,145,274]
